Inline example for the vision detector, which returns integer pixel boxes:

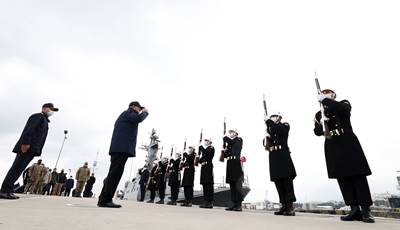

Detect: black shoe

[186,202,192,207]
[156,199,164,204]
[283,203,295,216]
[8,193,20,199]
[167,201,177,205]
[225,206,235,211]
[200,202,213,209]
[361,206,375,223]
[146,199,154,203]
[0,192,18,200]
[274,204,287,216]
[340,205,363,221]
[97,201,122,208]
[233,207,242,212]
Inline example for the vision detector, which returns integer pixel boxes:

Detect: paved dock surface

[0,195,399,230]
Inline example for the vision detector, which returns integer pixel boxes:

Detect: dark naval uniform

[222,136,244,210]
[199,145,215,203]
[147,165,158,202]
[138,168,149,201]
[314,98,373,222]
[168,158,181,204]
[155,161,168,203]
[181,152,195,204]
[265,119,297,213]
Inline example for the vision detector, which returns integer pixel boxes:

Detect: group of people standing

[21,160,96,198]
[139,139,217,209]
[0,89,375,224]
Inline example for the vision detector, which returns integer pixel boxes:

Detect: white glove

[318,93,327,102]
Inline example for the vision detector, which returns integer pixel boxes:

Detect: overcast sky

[1,0,400,203]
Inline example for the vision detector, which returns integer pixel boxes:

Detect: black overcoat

[314,99,372,178]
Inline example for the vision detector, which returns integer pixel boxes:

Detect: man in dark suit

[97,101,148,208]
[0,103,58,199]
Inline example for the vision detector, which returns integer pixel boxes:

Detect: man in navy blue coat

[0,103,58,199]
[98,101,148,208]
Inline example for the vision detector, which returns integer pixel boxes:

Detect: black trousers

[158,182,166,200]
[337,176,372,206]
[229,180,243,206]
[274,178,296,204]
[170,185,179,201]
[98,154,129,204]
[149,188,156,201]
[139,184,146,201]
[202,183,214,202]
[184,186,193,202]
[42,183,51,195]
[1,153,35,193]
[64,188,72,197]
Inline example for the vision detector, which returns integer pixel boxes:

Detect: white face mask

[46,111,54,117]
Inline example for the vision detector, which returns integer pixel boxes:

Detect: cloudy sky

[1,0,399,203]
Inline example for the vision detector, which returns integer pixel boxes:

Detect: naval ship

[123,129,251,207]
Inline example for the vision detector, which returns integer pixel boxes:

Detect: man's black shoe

[361,206,375,223]
[200,202,213,209]
[156,199,164,204]
[225,206,235,211]
[233,207,242,212]
[146,199,154,203]
[97,201,122,208]
[340,205,363,221]
[167,201,177,205]
[8,193,20,199]
[0,192,18,200]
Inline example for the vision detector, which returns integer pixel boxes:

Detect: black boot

[167,200,177,205]
[274,204,286,215]
[340,205,362,221]
[146,199,154,203]
[225,204,235,211]
[283,203,295,216]
[200,201,213,209]
[361,206,375,223]
[155,199,164,204]
[233,202,242,212]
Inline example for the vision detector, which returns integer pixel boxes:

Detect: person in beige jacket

[74,162,91,197]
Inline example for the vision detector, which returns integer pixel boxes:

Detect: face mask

[46,111,54,117]
[204,141,211,147]
[188,149,194,154]
[228,133,236,139]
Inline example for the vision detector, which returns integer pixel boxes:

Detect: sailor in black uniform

[314,89,374,223]
[265,112,297,216]
[222,129,244,212]
[155,157,168,204]
[146,162,158,203]
[167,153,182,205]
[180,146,196,207]
[198,138,215,209]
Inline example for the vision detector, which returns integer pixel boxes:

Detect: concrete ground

[0,195,399,230]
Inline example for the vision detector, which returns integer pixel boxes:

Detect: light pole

[54,130,68,169]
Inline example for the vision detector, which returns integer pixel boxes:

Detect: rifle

[219,117,227,162]
[262,94,272,150]
[194,129,203,166]
[179,139,187,171]
[315,73,331,139]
